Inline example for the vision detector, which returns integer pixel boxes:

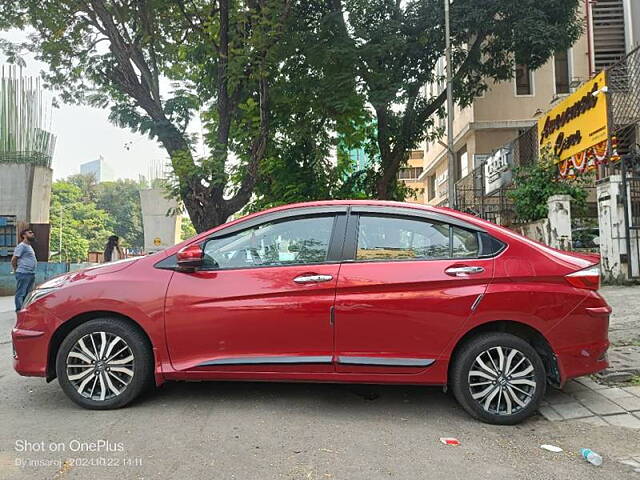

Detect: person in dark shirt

[103,235,124,262]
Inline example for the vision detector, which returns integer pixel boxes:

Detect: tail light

[565,265,600,290]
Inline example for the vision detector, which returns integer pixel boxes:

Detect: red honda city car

[12,200,610,424]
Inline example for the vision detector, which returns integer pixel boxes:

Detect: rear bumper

[548,293,611,384]
[555,340,609,384]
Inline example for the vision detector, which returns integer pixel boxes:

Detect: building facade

[415,0,639,206]
[80,156,116,183]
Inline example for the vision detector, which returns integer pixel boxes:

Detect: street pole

[59,203,63,262]
[444,0,457,209]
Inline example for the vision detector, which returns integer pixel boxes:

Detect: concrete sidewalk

[601,285,640,346]
[0,295,14,313]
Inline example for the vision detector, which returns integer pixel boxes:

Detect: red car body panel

[12,200,610,390]
[333,257,494,376]
[164,264,340,372]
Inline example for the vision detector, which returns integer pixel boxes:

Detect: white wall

[139,188,182,253]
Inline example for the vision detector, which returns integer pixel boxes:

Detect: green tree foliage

[65,174,145,249]
[49,181,115,261]
[3,0,583,224]
[181,217,196,241]
[95,180,145,249]
[67,173,98,203]
[333,0,583,199]
[509,149,589,222]
[247,0,371,210]
[1,0,291,232]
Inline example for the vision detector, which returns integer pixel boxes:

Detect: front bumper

[12,327,49,377]
[12,304,55,378]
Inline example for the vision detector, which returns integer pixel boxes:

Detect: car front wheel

[451,332,546,425]
[56,318,153,409]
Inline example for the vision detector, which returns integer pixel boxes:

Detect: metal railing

[607,45,640,164]
[454,127,536,226]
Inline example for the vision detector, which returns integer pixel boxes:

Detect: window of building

[0,216,17,249]
[592,0,626,71]
[515,64,533,95]
[398,167,423,180]
[427,175,436,201]
[455,145,468,181]
[554,50,571,94]
[203,215,335,269]
[355,215,479,262]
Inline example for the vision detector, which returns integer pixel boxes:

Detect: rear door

[334,208,495,374]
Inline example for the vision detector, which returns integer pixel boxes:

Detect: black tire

[451,332,546,425]
[56,318,153,410]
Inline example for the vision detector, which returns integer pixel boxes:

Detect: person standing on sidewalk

[11,229,37,311]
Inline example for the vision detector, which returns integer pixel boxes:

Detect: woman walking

[103,235,124,262]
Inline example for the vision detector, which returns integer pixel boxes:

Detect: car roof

[251,199,452,217]
[206,200,492,238]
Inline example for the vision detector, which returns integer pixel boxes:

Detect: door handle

[293,274,334,284]
[445,266,485,277]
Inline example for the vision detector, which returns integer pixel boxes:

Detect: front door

[334,212,495,374]
[165,212,345,372]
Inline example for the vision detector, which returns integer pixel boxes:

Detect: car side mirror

[176,244,204,271]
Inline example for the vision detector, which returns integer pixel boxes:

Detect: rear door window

[356,215,452,261]
[452,226,480,258]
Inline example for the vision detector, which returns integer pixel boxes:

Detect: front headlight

[21,288,57,310]
[20,274,71,310]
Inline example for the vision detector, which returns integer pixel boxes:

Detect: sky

[1,30,168,181]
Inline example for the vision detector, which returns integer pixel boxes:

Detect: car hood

[50,257,141,287]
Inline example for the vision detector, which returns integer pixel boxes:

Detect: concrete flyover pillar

[546,194,572,251]
[596,176,625,282]
[139,188,182,254]
[0,162,52,261]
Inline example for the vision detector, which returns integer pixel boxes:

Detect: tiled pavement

[540,377,640,427]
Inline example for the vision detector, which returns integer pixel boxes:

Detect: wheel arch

[448,320,560,387]
[47,311,154,382]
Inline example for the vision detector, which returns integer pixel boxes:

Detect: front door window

[203,216,335,270]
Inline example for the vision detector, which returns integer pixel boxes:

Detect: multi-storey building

[415,0,639,206]
[80,156,116,183]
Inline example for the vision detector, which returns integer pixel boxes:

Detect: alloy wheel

[467,346,536,416]
[66,332,135,401]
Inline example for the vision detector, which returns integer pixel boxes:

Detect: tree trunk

[375,151,407,200]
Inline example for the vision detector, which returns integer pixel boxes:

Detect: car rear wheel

[56,318,153,409]
[451,333,546,425]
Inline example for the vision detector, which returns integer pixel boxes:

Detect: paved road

[601,285,640,346]
[2,306,640,479]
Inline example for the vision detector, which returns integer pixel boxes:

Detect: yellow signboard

[153,237,162,246]
[537,71,609,163]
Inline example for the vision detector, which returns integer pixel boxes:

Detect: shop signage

[537,71,609,163]
[484,146,513,195]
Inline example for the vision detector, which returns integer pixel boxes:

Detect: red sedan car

[13,200,610,424]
